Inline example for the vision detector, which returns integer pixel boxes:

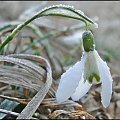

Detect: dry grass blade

[0,95,83,111]
[0,95,30,105]
[42,98,83,110]
[0,54,52,119]
[0,109,38,120]
[0,65,43,91]
[70,110,95,119]
[0,108,19,117]
[0,57,45,92]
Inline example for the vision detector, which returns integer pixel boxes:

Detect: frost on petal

[95,50,113,108]
[56,53,86,103]
[71,75,92,101]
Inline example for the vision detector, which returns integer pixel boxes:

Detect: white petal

[95,50,113,108]
[56,53,86,103]
[71,75,92,101]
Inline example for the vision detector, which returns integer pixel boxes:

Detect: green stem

[85,22,89,31]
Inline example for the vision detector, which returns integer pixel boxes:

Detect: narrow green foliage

[0,4,97,53]
[0,22,42,37]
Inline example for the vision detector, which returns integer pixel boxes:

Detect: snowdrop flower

[56,31,113,108]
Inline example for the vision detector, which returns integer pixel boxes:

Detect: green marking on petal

[88,72,100,83]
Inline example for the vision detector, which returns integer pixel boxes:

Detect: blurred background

[0,1,120,63]
[0,1,120,119]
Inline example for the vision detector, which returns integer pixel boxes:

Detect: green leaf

[39,4,95,24]
[0,21,43,37]
[0,4,97,53]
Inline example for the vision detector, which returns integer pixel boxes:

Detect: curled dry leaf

[70,110,95,119]
[49,110,70,119]
[49,109,95,119]
[0,54,52,119]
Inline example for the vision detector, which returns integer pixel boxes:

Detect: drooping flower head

[56,30,113,108]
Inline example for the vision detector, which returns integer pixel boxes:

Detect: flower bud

[82,31,95,52]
